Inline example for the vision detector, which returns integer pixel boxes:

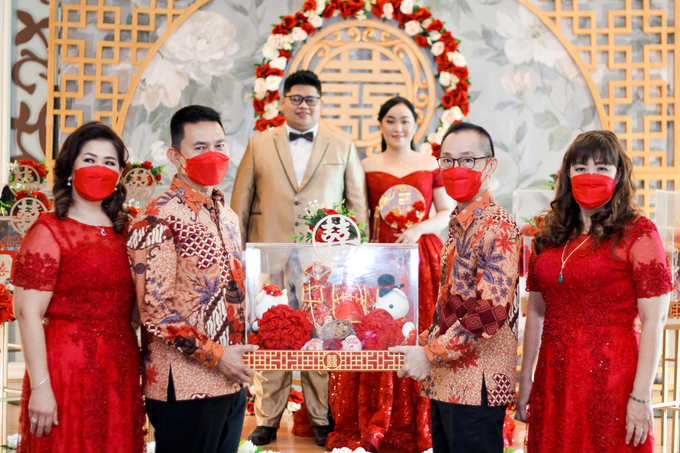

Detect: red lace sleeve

[526,242,540,292]
[13,222,61,291]
[433,169,444,188]
[627,217,673,299]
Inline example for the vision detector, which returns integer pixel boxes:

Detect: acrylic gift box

[654,191,680,318]
[242,242,418,371]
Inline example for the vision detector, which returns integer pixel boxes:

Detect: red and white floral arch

[250,0,471,157]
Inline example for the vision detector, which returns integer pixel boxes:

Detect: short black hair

[377,97,418,152]
[440,122,495,157]
[283,70,322,96]
[170,105,224,149]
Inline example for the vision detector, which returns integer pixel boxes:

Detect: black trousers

[430,379,507,453]
[146,374,246,453]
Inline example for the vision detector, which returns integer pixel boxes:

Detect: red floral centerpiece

[289,200,367,243]
[124,161,167,185]
[12,159,49,184]
[258,304,314,350]
[0,284,14,325]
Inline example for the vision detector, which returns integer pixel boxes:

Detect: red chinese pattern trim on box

[243,350,405,371]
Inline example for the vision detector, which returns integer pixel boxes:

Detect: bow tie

[289,131,314,142]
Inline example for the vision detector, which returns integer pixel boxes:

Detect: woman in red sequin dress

[327,97,453,452]
[13,122,146,452]
[517,131,673,452]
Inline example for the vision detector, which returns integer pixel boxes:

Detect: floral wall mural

[113,0,668,210]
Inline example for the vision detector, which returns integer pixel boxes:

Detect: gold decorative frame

[45,0,209,168]
[521,0,679,215]
[244,350,405,371]
[289,19,436,156]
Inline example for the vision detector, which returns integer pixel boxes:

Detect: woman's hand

[625,398,653,446]
[28,383,58,437]
[515,382,532,422]
[395,224,424,244]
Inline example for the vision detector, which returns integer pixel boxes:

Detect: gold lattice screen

[524,0,679,216]
[45,0,209,169]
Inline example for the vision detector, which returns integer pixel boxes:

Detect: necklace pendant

[558,273,563,284]
[100,229,107,237]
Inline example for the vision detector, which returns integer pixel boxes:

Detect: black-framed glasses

[284,95,320,106]
[437,156,490,170]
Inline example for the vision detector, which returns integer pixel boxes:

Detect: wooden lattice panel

[525,0,679,216]
[45,0,208,166]
[244,350,405,371]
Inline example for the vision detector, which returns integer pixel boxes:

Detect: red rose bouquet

[13,159,49,183]
[355,308,404,350]
[289,200,367,243]
[124,161,168,185]
[4,189,53,216]
[258,304,313,350]
[0,284,15,325]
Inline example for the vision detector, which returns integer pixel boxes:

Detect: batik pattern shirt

[419,190,520,406]
[127,177,246,401]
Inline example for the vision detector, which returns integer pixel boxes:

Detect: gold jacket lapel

[273,127,298,192]
[298,127,330,192]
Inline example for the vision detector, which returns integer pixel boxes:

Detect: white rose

[356,10,367,21]
[267,34,284,49]
[419,142,433,155]
[282,34,294,51]
[382,3,394,19]
[422,18,433,29]
[263,101,279,120]
[404,20,422,37]
[442,108,463,126]
[291,27,308,41]
[450,106,465,121]
[451,51,467,67]
[439,71,452,87]
[400,0,414,14]
[262,43,279,61]
[265,75,282,91]
[427,131,444,145]
[436,125,448,135]
[253,78,267,99]
[238,440,259,453]
[270,56,287,70]
[428,31,441,42]
[316,0,327,15]
[431,41,445,56]
[7,434,20,449]
[308,14,323,28]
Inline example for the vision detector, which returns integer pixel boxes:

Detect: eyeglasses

[284,95,321,106]
[437,156,490,170]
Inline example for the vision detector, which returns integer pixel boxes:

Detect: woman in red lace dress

[517,130,673,452]
[13,122,146,452]
[327,97,453,452]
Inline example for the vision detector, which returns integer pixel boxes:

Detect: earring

[114,185,118,192]
[67,177,72,186]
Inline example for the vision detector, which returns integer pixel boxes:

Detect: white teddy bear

[373,287,416,339]
[251,285,288,332]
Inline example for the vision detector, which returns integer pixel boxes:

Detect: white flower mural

[132,55,189,111]
[496,7,567,67]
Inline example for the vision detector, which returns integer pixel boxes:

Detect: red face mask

[570,173,616,209]
[72,166,120,202]
[180,151,230,186]
[441,161,489,203]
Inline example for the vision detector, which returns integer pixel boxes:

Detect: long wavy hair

[533,130,642,254]
[53,121,129,235]
[377,97,417,152]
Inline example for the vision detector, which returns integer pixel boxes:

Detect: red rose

[412,201,425,212]
[427,19,443,32]
[246,402,255,414]
[154,173,162,181]
[18,159,32,166]
[435,52,449,65]
[141,161,154,170]
[439,31,456,45]
[437,61,454,73]
[323,338,343,350]
[460,101,470,116]
[384,211,397,225]
[272,114,286,127]
[0,289,14,325]
[431,143,441,158]
[451,66,469,81]
[355,309,404,350]
[397,13,414,25]
[35,163,47,178]
[415,35,428,48]
[272,24,288,35]
[255,114,285,132]
[289,390,304,404]
[301,22,316,35]
[258,305,313,350]
[322,208,339,215]
[247,332,260,346]
[303,0,317,11]
[371,0,384,17]
[339,1,363,18]
[253,98,266,115]
[295,11,308,23]
[441,89,456,108]
[282,15,297,30]
[413,8,432,22]
[266,90,280,103]
[279,49,292,60]
[454,78,470,94]
[255,64,270,79]
[322,0,338,18]
[406,209,419,223]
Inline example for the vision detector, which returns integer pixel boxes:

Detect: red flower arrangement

[15,190,53,211]
[354,308,404,350]
[124,161,167,186]
[289,390,305,404]
[290,201,367,243]
[17,159,49,180]
[253,0,470,139]
[258,304,313,350]
[0,284,14,325]
[383,200,426,231]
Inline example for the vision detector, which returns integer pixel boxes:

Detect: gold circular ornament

[9,165,41,194]
[9,198,47,236]
[122,168,156,202]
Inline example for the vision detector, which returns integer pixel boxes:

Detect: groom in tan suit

[231,70,368,447]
